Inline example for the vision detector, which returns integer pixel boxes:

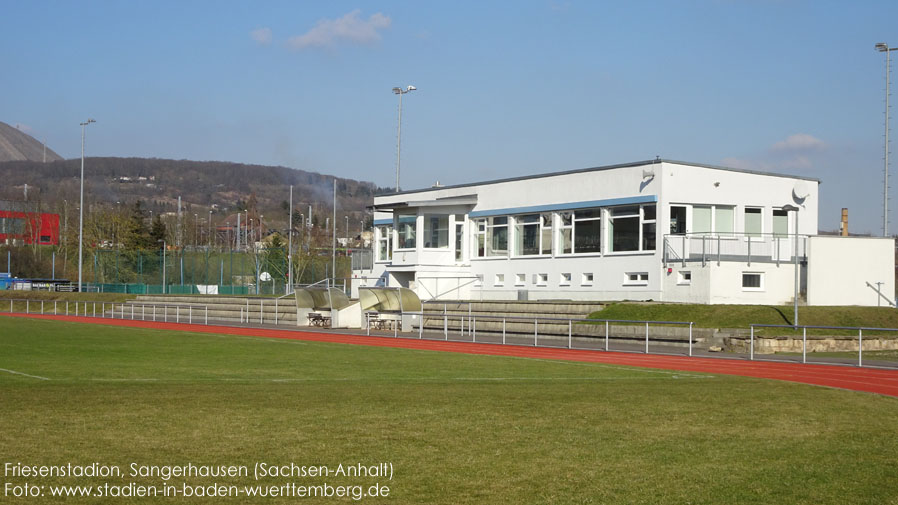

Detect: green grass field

[1,317,897,504]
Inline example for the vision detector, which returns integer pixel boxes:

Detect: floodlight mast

[77,118,96,292]
[392,85,416,192]
[876,43,897,236]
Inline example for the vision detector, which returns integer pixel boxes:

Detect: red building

[0,210,59,245]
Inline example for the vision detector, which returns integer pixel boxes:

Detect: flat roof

[381,158,821,198]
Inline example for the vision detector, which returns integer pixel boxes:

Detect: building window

[574,209,602,254]
[377,225,392,261]
[515,273,526,286]
[693,205,734,236]
[541,214,553,255]
[560,273,571,286]
[742,272,763,290]
[513,214,541,256]
[670,205,687,234]
[494,273,505,287]
[558,212,573,254]
[474,217,509,257]
[396,214,416,249]
[624,272,649,286]
[744,207,762,237]
[642,205,656,251]
[487,217,509,256]
[773,209,789,237]
[581,272,594,286]
[423,214,449,248]
[535,273,548,286]
[454,219,464,262]
[610,206,639,252]
[677,271,692,285]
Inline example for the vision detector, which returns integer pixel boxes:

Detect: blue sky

[1,1,897,234]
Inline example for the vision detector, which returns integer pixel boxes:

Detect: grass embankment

[1,317,897,504]
[591,303,898,330]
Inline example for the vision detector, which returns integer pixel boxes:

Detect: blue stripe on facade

[468,195,658,218]
[373,219,393,225]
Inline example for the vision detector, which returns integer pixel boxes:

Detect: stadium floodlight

[77,118,96,292]
[392,85,416,192]
[876,43,897,236]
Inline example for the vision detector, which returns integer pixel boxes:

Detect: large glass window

[715,206,734,235]
[423,214,449,248]
[573,209,601,254]
[487,217,508,256]
[514,214,540,256]
[377,225,392,261]
[396,214,416,249]
[609,206,639,252]
[473,217,508,257]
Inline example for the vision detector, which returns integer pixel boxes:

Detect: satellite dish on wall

[792,181,810,203]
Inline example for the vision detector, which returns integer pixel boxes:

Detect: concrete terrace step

[130,295,298,326]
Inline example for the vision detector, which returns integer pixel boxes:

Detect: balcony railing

[663,233,807,267]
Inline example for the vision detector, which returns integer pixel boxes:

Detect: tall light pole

[876,43,897,236]
[288,185,293,294]
[392,85,416,192]
[77,118,96,292]
[783,204,800,328]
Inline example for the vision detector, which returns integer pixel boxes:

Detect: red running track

[5,313,898,397]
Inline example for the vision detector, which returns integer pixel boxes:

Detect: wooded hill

[0,157,392,228]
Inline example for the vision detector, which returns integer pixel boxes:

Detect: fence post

[605,321,609,351]
[189,306,192,325]
[153,305,156,321]
[858,329,863,367]
[645,322,649,354]
[275,298,278,325]
[444,314,448,340]
[472,316,476,342]
[503,318,506,345]
[394,319,398,338]
[568,320,572,349]
[41,300,44,314]
[688,322,693,357]
[802,327,807,364]
[205,306,208,325]
[260,300,263,325]
[749,326,754,361]
[131,304,134,320]
[66,301,69,316]
[534,318,538,347]
[54,300,57,315]
[366,313,370,336]
[143,305,146,320]
[26,300,29,314]
[419,314,423,339]
[92,302,95,318]
[10,299,13,313]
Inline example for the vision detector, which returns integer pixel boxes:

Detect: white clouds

[721,133,827,174]
[287,10,391,51]
[770,133,826,153]
[250,27,273,45]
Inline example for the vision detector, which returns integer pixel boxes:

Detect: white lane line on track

[0,368,51,380]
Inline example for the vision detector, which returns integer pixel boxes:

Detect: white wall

[806,236,895,306]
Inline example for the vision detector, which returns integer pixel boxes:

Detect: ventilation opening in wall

[581,273,593,286]
[677,271,691,285]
